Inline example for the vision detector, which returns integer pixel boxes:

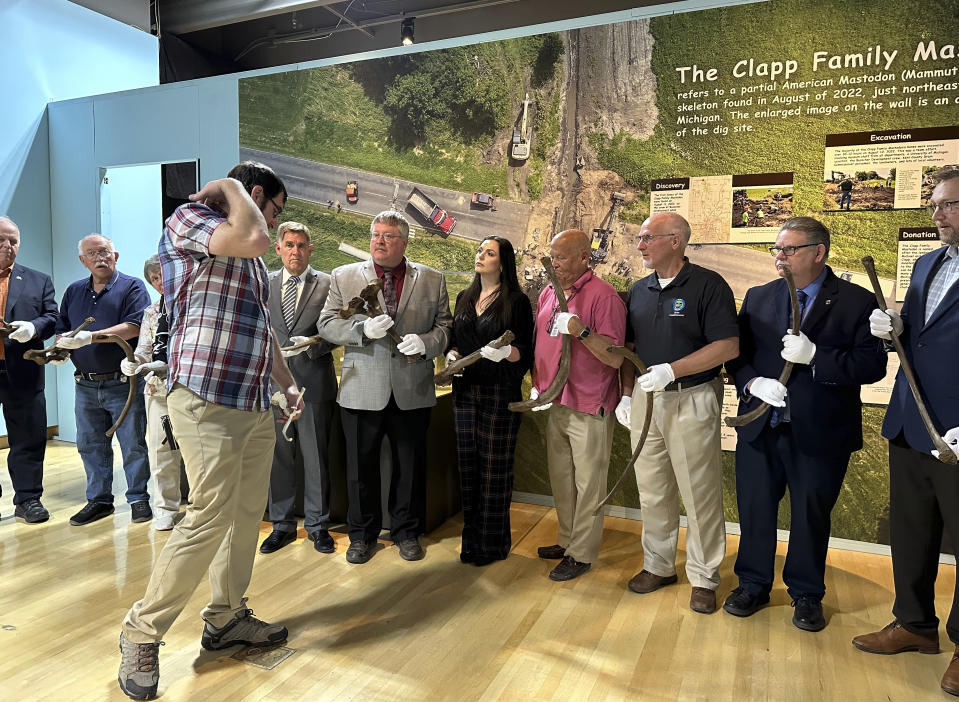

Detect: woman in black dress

[449,236,533,565]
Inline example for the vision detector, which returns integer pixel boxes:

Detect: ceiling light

[401,17,414,46]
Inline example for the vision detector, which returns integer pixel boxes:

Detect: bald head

[646,212,691,245]
[0,216,20,269]
[550,229,591,288]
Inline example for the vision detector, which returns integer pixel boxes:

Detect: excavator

[590,192,626,264]
[511,93,531,162]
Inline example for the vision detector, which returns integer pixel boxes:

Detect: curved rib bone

[725,266,800,428]
[94,333,137,438]
[434,330,514,386]
[23,316,95,365]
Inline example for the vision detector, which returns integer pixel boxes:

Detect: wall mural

[239,0,959,546]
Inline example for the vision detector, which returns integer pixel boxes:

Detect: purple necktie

[382,270,398,318]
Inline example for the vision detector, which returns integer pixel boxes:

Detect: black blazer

[728,267,887,456]
[882,247,959,453]
[3,263,59,392]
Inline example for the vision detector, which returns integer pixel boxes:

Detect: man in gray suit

[318,210,452,564]
[260,221,339,556]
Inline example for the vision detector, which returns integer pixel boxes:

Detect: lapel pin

[825,299,831,305]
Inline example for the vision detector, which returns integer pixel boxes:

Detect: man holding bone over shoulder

[853,170,959,698]
[317,210,451,565]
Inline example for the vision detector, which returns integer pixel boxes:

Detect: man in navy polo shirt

[55,234,151,526]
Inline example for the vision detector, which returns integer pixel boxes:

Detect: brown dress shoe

[628,569,678,594]
[943,646,959,696]
[690,587,717,614]
[852,620,939,654]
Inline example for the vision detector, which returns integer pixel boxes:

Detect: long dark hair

[454,236,522,330]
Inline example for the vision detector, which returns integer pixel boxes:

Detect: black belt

[74,371,125,382]
[662,377,713,392]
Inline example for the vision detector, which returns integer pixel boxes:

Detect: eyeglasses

[371,232,404,243]
[638,233,677,245]
[769,243,819,257]
[926,199,959,216]
[266,196,285,218]
[81,248,115,260]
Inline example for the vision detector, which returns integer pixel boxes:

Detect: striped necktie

[382,270,398,318]
[282,276,300,330]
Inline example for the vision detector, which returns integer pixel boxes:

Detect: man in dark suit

[259,221,338,556]
[0,216,59,523]
[724,216,886,631]
[853,171,959,697]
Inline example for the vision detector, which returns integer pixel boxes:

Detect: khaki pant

[122,385,276,642]
[546,404,615,564]
[630,378,725,590]
[145,392,183,518]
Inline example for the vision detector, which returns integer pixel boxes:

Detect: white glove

[639,363,675,392]
[120,359,139,376]
[747,377,787,408]
[363,314,394,339]
[615,395,632,428]
[138,360,167,374]
[869,308,903,340]
[8,320,36,343]
[49,357,69,366]
[530,387,552,412]
[282,335,310,358]
[480,344,512,362]
[932,427,959,461]
[553,312,579,335]
[445,350,460,365]
[397,333,426,357]
[781,331,816,364]
[55,330,93,349]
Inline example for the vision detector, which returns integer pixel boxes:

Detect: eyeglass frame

[370,232,405,243]
[637,233,678,245]
[926,199,959,216]
[266,195,285,219]
[80,248,116,260]
[768,243,820,257]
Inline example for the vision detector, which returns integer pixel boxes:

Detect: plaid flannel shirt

[159,202,273,411]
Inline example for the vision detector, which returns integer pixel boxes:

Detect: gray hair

[780,216,830,258]
[277,220,312,244]
[370,210,410,239]
[143,254,161,280]
[77,233,115,255]
[0,216,19,238]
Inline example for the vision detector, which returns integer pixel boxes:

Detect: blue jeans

[75,376,149,504]
[839,191,852,209]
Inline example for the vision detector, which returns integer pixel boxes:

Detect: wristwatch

[577,326,591,341]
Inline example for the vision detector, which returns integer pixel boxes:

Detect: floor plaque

[230,645,295,669]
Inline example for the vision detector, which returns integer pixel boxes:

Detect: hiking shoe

[118,633,162,700]
[131,501,153,523]
[201,604,288,651]
[70,501,114,526]
[14,499,50,524]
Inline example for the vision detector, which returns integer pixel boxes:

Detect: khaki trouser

[630,378,726,590]
[145,392,183,518]
[122,384,276,642]
[546,404,615,564]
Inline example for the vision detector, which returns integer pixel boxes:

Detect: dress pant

[122,384,276,642]
[145,392,183,518]
[74,376,149,505]
[889,437,959,644]
[630,379,726,590]
[734,423,850,600]
[268,398,335,536]
[545,403,615,564]
[339,394,431,542]
[0,376,47,504]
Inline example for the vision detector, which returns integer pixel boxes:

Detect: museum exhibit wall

[0,0,159,436]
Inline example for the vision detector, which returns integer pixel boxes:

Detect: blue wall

[0,0,158,435]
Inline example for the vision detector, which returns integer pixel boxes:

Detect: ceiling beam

[162,0,339,34]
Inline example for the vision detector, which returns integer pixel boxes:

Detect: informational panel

[897,227,942,300]
[650,172,793,244]
[823,126,959,211]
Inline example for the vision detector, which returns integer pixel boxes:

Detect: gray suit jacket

[269,266,337,402]
[317,259,452,410]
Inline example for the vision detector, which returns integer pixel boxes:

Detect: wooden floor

[0,441,956,701]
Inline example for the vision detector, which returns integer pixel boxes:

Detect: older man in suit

[317,210,451,564]
[259,221,339,556]
[0,216,59,523]
[725,216,886,631]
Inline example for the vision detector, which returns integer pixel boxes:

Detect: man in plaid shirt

[118,162,304,700]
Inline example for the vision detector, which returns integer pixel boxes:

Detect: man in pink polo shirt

[532,229,626,581]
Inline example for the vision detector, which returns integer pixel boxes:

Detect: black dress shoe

[397,537,425,561]
[346,539,376,564]
[14,499,50,524]
[549,555,591,581]
[460,551,476,564]
[69,501,115,526]
[792,597,826,632]
[723,587,770,617]
[537,544,566,559]
[259,530,296,554]
[309,529,335,554]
